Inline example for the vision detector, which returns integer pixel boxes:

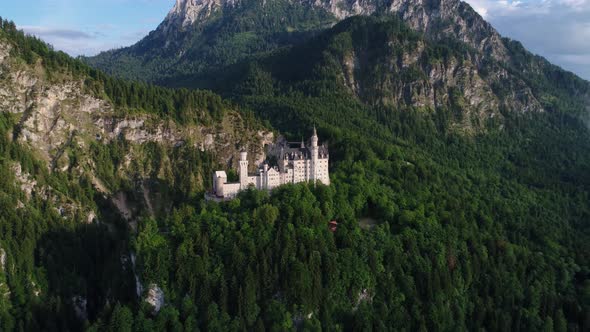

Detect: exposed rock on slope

[0,36,272,222]
[145,284,165,314]
[163,0,237,31]
[1,45,270,166]
[3,38,273,154]
[0,248,5,272]
[333,26,542,124]
[222,16,552,133]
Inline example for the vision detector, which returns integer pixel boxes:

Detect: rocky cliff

[0,35,273,223]
[325,17,542,129]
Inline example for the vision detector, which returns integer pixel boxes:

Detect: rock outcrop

[0,248,6,272]
[145,284,165,314]
[72,296,88,321]
[1,46,270,166]
[163,0,239,31]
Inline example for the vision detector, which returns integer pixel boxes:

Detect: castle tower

[262,163,269,190]
[239,150,248,189]
[311,126,318,183]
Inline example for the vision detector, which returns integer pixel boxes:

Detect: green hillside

[2,7,590,332]
[100,14,590,331]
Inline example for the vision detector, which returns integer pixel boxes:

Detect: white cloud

[21,26,94,40]
[18,24,149,56]
[464,0,590,80]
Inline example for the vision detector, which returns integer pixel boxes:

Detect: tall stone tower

[311,126,318,183]
[239,150,248,189]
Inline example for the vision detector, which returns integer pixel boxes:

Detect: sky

[1,0,171,56]
[1,0,589,80]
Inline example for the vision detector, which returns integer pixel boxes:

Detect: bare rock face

[0,248,6,272]
[94,117,186,146]
[0,40,10,64]
[12,163,38,200]
[0,250,9,300]
[332,29,543,130]
[164,0,236,31]
[255,130,275,166]
[145,284,165,314]
[0,36,269,165]
[353,288,373,310]
[301,0,508,61]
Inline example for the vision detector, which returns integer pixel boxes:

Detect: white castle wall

[214,130,330,199]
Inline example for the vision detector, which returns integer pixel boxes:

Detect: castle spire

[310,125,319,186]
[311,125,318,148]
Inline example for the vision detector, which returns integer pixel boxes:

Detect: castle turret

[239,150,248,189]
[262,163,269,190]
[311,126,318,183]
[214,171,227,197]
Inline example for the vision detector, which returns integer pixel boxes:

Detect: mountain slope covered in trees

[1,0,590,331]
[0,18,270,331]
[208,15,589,134]
[84,0,336,83]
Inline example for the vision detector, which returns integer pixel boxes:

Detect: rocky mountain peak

[162,0,237,31]
[159,0,507,60]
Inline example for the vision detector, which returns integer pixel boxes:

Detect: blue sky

[2,0,589,80]
[1,0,171,56]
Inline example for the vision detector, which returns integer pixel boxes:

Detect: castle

[212,128,330,199]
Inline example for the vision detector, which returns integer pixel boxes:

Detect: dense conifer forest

[0,14,590,332]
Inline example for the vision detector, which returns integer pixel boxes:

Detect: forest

[1,15,590,332]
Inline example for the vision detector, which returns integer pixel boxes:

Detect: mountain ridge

[84,0,590,131]
[86,0,511,81]
[160,0,508,59]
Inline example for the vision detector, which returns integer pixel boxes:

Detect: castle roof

[280,142,328,160]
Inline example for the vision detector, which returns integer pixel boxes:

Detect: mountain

[2,1,590,331]
[84,0,336,82]
[86,0,509,81]
[86,0,590,131]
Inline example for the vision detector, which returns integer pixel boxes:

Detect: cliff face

[0,37,272,222]
[309,0,508,60]
[328,20,541,129]
[162,0,238,31]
